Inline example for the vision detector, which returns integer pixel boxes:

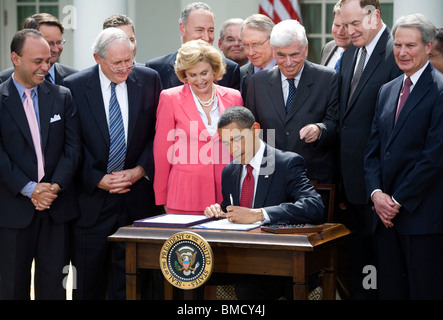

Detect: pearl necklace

[196,86,216,107]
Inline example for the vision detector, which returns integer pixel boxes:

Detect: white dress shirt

[280,65,304,105]
[240,141,271,224]
[98,66,129,144]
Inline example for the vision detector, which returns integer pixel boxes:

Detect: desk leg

[164,279,174,300]
[126,242,140,300]
[322,245,337,300]
[293,252,309,300]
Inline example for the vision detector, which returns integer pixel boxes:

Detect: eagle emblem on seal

[175,246,199,275]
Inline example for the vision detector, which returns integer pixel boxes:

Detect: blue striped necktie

[107,82,126,173]
[334,51,343,72]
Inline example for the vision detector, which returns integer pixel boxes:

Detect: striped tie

[348,46,367,104]
[334,51,343,72]
[24,88,45,182]
[107,82,126,174]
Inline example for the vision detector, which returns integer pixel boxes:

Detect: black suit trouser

[71,193,130,300]
[0,212,70,300]
[376,226,443,300]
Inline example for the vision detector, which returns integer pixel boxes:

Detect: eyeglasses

[240,38,270,51]
[107,61,135,74]
[47,39,66,47]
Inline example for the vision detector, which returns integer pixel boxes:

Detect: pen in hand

[230,194,234,206]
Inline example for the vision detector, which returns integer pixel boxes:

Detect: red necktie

[395,77,413,124]
[240,164,255,208]
[24,88,45,182]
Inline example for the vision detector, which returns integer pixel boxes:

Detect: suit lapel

[346,29,389,115]
[178,84,206,135]
[254,145,275,209]
[85,66,110,147]
[340,46,357,118]
[324,45,338,66]
[2,80,35,149]
[126,70,141,146]
[231,164,243,205]
[287,62,312,122]
[267,69,286,122]
[383,77,403,138]
[168,52,183,88]
[37,82,53,152]
[389,65,433,144]
[53,63,63,84]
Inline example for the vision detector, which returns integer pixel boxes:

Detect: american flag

[259,0,303,24]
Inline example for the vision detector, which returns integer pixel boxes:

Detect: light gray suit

[321,40,339,66]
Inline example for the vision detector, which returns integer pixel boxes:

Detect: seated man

[205,107,324,299]
[205,106,324,226]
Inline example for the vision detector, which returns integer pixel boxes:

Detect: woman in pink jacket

[154,40,244,215]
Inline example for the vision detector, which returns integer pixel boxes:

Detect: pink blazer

[154,83,244,214]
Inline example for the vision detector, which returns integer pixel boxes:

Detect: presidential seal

[160,232,214,290]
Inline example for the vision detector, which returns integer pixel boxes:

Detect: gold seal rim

[159,231,214,290]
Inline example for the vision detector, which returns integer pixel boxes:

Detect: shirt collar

[98,65,127,92]
[47,64,56,83]
[254,59,277,73]
[11,73,38,100]
[246,140,265,172]
[280,64,305,83]
[364,23,386,58]
[404,61,429,90]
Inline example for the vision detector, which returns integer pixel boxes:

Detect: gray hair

[179,2,213,25]
[92,27,134,59]
[220,18,244,39]
[435,28,443,55]
[240,14,275,39]
[392,13,436,45]
[270,19,308,48]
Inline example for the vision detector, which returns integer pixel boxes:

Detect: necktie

[348,46,367,104]
[286,78,296,113]
[107,82,126,174]
[395,77,413,124]
[45,73,54,84]
[334,51,343,72]
[240,164,255,208]
[24,88,45,182]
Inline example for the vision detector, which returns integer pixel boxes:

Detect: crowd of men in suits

[0,0,442,301]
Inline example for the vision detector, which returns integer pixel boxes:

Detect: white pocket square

[50,114,61,123]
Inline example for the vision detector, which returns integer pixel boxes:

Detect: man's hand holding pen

[204,194,265,224]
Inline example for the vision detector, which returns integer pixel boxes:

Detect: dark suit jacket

[220,144,324,225]
[0,63,78,85]
[338,28,402,205]
[240,62,254,103]
[62,65,162,227]
[246,61,339,184]
[0,78,81,229]
[146,51,240,90]
[364,64,443,235]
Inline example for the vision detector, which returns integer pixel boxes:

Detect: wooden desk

[109,223,350,300]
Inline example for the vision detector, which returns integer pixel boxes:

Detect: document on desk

[133,214,214,228]
[193,219,262,231]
